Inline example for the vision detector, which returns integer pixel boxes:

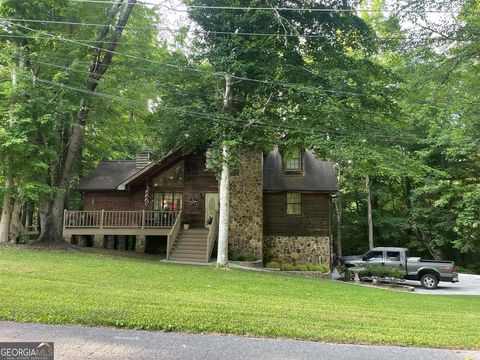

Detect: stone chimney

[136,150,152,169]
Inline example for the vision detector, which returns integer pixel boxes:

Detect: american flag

[144,183,150,208]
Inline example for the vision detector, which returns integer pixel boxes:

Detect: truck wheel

[421,274,439,290]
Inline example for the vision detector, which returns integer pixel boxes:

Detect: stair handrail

[167,209,182,260]
[206,210,219,262]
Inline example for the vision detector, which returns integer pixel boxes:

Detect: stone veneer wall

[263,236,331,269]
[228,152,263,260]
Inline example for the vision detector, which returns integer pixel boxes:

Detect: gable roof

[77,149,183,191]
[78,148,338,193]
[263,149,338,192]
[77,161,139,191]
[116,148,183,190]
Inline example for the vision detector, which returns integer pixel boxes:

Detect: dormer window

[283,148,303,173]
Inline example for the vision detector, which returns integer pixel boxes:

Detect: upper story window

[153,161,184,187]
[286,192,302,215]
[283,149,303,173]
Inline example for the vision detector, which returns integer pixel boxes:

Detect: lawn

[0,247,478,349]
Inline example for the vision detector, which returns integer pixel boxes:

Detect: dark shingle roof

[263,149,338,192]
[78,148,338,192]
[77,161,140,191]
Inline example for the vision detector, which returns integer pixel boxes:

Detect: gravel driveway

[404,273,480,295]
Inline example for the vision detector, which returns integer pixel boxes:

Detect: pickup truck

[340,247,459,289]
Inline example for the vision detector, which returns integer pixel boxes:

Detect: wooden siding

[263,192,331,236]
[84,191,134,211]
[83,153,218,229]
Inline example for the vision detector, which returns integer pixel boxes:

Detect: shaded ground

[1,321,478,360]
[0,243,164,261]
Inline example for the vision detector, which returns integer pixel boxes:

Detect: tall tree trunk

[0,44,20,243]
[217,144,230,266]
[366,174,374,249]
[37,0,137,242]
[334,197,342,258]
[217,73,234,267]
[9,198,24,243]
[0,178,12,243]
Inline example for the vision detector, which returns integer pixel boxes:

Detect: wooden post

[142,209,145,229]
[100,209,104,229]
[63,209,67,229]
[166,235,170,260]
[366,174,374,250]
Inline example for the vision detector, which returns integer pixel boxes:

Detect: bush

[295,264,308,271]
[277,263,329,272]
[18,235,30,244]
[336,264,353,281]
[231,254,258,262]
[358,266,405,281]
[456,265,480,275]
[265,261,281,269]
[280,263,294,271]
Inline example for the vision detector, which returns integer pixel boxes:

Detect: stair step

[174,245,207,250]
[182,229,209,234]
[177,239,207,243]
[169,257,208,263]
[172,250,206,256]
[179,233,208,238]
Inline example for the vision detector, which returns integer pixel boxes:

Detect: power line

[7,25,475,116]
[25,57,399,119]
[17,72,414,143]
[67,0,461,14]
[1,18,471,42]
[6,21,394,100]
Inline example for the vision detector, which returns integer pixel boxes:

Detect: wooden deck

[63,210,181,237]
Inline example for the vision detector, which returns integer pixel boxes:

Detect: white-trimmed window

[283,149,302,172]
[286,193,302,215]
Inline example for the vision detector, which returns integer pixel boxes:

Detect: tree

[146,0,388,264]
[0,0,151,243]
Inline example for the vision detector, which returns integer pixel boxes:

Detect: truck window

[365,250,383,261]
[386,251,401,261]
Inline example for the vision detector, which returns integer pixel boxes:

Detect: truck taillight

[452,264,456,273]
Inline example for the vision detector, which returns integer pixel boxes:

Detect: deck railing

[206,211,219,262]
[166,210,183,260]
[64,210,181,229]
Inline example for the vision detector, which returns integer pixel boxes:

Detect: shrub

[295,264,308,271]
[336,264,353,281]
[457,265,480,275]
[358,266,405,281]
[265,261,281,269]
[280,263,294,271]
[18,235,30,244]
[314,264,329,273]
[276,263,329,272]
[231,255,258,262]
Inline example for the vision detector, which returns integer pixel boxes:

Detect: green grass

[0,247,479,349]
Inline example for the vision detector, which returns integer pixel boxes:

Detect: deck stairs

[169,228,210,262]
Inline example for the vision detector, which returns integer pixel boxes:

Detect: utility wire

[17,72,414,143]
[67,0,461,14]
[6,21,393,100]
[1,18,471,42]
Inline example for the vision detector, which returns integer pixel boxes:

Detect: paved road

[404,273,480,295]
[0,321,478,360]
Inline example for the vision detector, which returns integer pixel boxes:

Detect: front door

[205,193,219,228]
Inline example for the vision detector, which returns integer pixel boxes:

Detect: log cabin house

[64,148,338,267]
